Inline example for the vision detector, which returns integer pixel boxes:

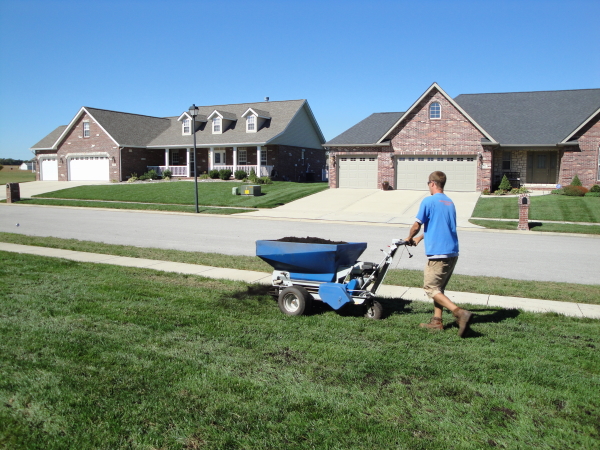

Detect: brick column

[518,194,530,231]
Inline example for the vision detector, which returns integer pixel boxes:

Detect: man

[405,171,473,337]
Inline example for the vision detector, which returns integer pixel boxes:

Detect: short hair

[429,171,446,189]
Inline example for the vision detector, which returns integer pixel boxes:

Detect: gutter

[323,143,390,148]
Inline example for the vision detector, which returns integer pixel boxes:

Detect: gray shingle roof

[454,89,600,145]
[31,125,68,149]
[84,108,171,146]
[325,112,404,146]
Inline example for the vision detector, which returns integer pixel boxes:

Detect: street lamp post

[189,104,199,213]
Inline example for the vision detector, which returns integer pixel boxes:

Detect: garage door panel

[40,158,58,181]
[396,156,476,191]
[338,156,377,189]
[69,156,109,181]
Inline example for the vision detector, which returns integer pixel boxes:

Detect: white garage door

[396,156,477,191]
[69,156,110,181]
[338,156,378,188]
[40,157,58,181]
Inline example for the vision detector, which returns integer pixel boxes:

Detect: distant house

[325,83,600,191]
[31,100,326,182]
[20,162,35,171]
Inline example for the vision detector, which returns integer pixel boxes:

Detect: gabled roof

[178,111,208,122]
[31,125,68,150]
[378,83,497,144]
[31,100,325,150]
[325,112,404,146]
[207,110,237,121]
[242,107,271,119]
[454,88,600,145]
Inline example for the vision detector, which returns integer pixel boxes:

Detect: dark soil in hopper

[275,236,348,245]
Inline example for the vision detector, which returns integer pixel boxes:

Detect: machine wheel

[278,286,312,316]
[364,300,384,320]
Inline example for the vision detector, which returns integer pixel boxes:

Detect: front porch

[493,148,560,190]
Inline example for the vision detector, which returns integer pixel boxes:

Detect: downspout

[119,147,123,181]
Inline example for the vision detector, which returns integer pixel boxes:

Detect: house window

[171,151,179,165]
[238,148,247,164]
[183,119,191,135]
[214,148,226,165]
[247,115,255,132]
[429,102,441,119]
[213,117,221,133]
[502,152,511,170]
[83,122,90,138]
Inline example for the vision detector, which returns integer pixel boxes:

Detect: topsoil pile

[275,236,347,245]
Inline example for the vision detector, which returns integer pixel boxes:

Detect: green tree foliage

[498,174,512,191]
[570,175,582,186]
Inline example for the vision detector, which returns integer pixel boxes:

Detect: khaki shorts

[423,256,458,299]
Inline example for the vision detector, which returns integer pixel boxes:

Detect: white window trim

[83,121,90,138]
[238,148,247,164]
[213,117,221,134]
[260,149,267,165]
[429,102,441,120]
[214,148,226,165]
[182,119,191,135]
[246,115,256,133]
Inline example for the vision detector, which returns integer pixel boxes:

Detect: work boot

[453,308,473,338]
[419,316,443,330]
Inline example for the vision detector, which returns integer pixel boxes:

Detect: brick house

[31,100,326,182]
[325,83,600,191]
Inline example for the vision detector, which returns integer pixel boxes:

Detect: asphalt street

[1,205,599,285]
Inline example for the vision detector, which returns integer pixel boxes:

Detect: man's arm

[405,221,424,246]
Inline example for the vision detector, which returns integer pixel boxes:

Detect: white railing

[212,165,274,177]
[147,165,189,177]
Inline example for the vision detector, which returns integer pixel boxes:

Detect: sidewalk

[2,242,599,319]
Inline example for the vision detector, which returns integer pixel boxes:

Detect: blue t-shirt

[415,193,459,258]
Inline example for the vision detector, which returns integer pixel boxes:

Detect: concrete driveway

[242,188,482,228]
[1,181,112,200]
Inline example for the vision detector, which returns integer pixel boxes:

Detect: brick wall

[54,113,120,180]
[561,116,600,187]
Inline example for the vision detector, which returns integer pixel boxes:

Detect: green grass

[1,251,599,449]
[469,219,600,235]
[473,195,600,223]
[33,181,329,209]
[1,232,599,305]
[4,198,253,214]
[0,168,35,184]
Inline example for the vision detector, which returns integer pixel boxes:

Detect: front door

[528,152,557,184]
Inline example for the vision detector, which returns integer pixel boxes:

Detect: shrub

[0,165,3,171]
[138,173,150,181]
[128,173,138,182]
[145,169,159,180]
[562,185,588,197]
[218,169,232,180]
[234,170,247,180]
[482,188,490,195]
[248,168,259,183]
[551,188,564,195]
[493,189,508,195]
[199,174,211,180]
[570,175,582,186]
[209,170,220,179]
[258,176,273,185]
[162,169,172,179]
[584,192,600,197]
[498,174,512,191]
[590,184,600,193]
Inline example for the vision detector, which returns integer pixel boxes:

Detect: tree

[570,175,582,186]
[498,174,512,191]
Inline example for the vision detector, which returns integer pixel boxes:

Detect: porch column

[233,146,237,174]
[186,148,191,177]
[257,146,262,177]
[164,149,169,168]
[209,147,214,171]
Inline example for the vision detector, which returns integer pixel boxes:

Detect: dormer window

[429,102,441,119]
[241,107,270,133]
[83,121,90,138]
[213,117,221,133]
[183,119,191,135]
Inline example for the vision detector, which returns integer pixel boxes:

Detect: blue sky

[1,0,598,161]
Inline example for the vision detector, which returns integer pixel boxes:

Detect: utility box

[232,187,239,195]
[241,185,261,196]
[6,183,20,203]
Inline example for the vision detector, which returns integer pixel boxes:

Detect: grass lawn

[469,219,600,235]
[0,168,36,184]
[33,181,329,209]
[4,199,253,215]
[1,251,598,449]
[473,195,600,223]
[1,232,599,305]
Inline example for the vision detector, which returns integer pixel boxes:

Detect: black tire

[364,300,384,320]
[278,286,312,316]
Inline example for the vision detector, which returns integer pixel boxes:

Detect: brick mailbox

[6,183,20,203]
[518,194,530,231]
